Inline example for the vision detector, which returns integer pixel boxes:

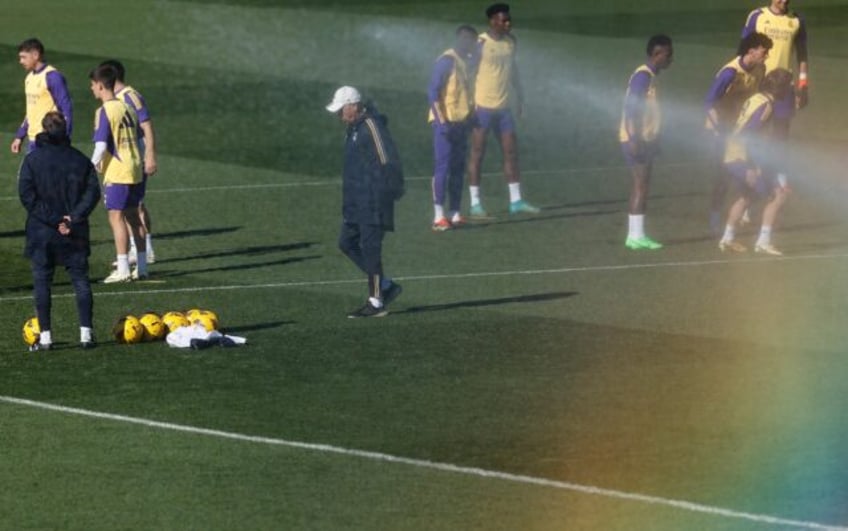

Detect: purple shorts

[725,161,775,198]
[772,86,796,120]
[473,107,516,135]
[104,183,143,211]
[620,141,659,166]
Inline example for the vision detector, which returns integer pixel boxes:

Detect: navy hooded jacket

[342,104,403,231]
[19,133,101,260]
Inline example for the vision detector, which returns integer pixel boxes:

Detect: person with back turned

[19,112,101,350]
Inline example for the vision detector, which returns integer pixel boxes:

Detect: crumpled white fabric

[166,324,247,348]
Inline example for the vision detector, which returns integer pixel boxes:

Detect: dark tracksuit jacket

[342,106,403,232]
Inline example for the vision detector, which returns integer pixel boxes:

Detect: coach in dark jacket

[19,111,100,350]
[326,86,404,318]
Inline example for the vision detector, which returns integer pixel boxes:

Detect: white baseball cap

[326,86,362,113]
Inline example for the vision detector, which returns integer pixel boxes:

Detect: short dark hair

[89,64,119,91]
[737,32,773,57]
[18,38,44,56]
[41,111,67,141]
[486,3,509,18]
[646,34,673,56]
[99,59,126,82]
[456,24,477,37]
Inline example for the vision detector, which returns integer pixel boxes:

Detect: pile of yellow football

[22,309,220,346]
[113,309,220,344]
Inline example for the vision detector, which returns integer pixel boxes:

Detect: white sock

[116,254,130,276]
[450,211,461,222]
[721,225,735,242]
[80,327,92,343]
[508,182,522,203]
[145,233,154,256]
[40,330,52,345]
[628,215,645,239]
[129,237,137,256]
[469,186,481,207]
[434,204,445,221]
[756,226,772,247]
[136,252,148,276]
[369,296,383,308]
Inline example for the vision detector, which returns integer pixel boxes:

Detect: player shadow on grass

[152,255,321,278]
[539,191,704,212]
[155,226,242,240]
[492,209,618,226]
[0,230,25,238]
[157,242,317,264]
[224,321,294,334]
[395,291,578,314]
[86,227,242,248]
[543,198,625,210]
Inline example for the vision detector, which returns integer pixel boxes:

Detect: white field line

[0,161,701,199]
[0,395,843,530]
[0,252,846,304]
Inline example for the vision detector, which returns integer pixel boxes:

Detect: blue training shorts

[473,107,516,135]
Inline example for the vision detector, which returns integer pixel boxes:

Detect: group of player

[12,1,809,330]
[11,38,159,282]
[428,1,808,256]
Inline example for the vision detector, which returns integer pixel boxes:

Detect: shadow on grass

[0,230,25,239]
[224,321,294,334]
[543,198,625,210]
[158,242,317,264]
[153,255,322,278]
[492,209,619,226]
[463,209,618,230]
[155,226,242,240]
[395,291,578,315]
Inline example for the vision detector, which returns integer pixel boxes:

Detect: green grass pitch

[1,1,847,529]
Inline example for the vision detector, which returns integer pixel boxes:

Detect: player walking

[326,86,404,318]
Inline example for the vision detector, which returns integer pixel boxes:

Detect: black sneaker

[382,282,403,307]
[347,301,388,319]
[80,340,97,350]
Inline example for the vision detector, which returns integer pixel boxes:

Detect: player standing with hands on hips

[326,86,404,318]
